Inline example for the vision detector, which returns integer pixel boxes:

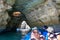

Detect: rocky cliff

[0,0,14,29]
[14,0,60,26]
[0,0,60,29]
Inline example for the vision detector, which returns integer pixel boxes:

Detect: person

[6,10,22,32]
[49,34,58,40]
[30,27,45,40]
[43,26,54,33]
[57,33,60,40]
[40,35,45,40]
[0,10,27,33]
[43,26,55,40]
[30,27,39,40]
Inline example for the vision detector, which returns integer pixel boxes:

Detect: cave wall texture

[0,0,60,29]
[14,0,60,26]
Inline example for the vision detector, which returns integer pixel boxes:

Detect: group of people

[21,24,60,40]
[0,9,60,40]
[47,31,60,40]
[27,26,60,40]
[46,27,60,40]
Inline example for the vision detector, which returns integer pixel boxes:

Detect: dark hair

[43,25,48,29]
[31,38,36,40]
[12,9,21,12]
[12,4,22,14]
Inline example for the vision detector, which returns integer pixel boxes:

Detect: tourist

[49,34,57,40]
[57,33,60,40]
[40,35,45,40]
[30,27,45,40]
[0,10,27,33]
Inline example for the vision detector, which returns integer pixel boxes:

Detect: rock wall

[0,0,12,29]
[13,0,60,26]
[23,0,60,26]
[0,0,60,28]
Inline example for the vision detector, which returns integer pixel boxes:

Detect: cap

[32,27,38,30]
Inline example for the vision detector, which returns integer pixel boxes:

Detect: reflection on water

[0,32,22,40]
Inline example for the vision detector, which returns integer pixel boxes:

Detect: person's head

[33,29,38,34]
[32,27,38,35]
[32,29,40,39]
[12,11,22,17]
[57,34,60,40]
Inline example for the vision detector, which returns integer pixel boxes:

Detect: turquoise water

[0,32,22,40]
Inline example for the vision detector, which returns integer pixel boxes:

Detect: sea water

[0,32,22,40]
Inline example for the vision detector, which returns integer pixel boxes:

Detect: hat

[32,27,38,30]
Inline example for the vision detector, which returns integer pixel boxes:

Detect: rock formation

[22,0,59,26]
[0,0,60,28]
[0,0,12,30]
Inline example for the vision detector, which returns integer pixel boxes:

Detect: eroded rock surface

[0,0,12,29]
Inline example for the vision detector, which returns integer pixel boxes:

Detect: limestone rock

[0,0,11,29]
[22,0,59,26]
[6,0,60,26]
[13,0,60,26]
[56,0,60,4]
